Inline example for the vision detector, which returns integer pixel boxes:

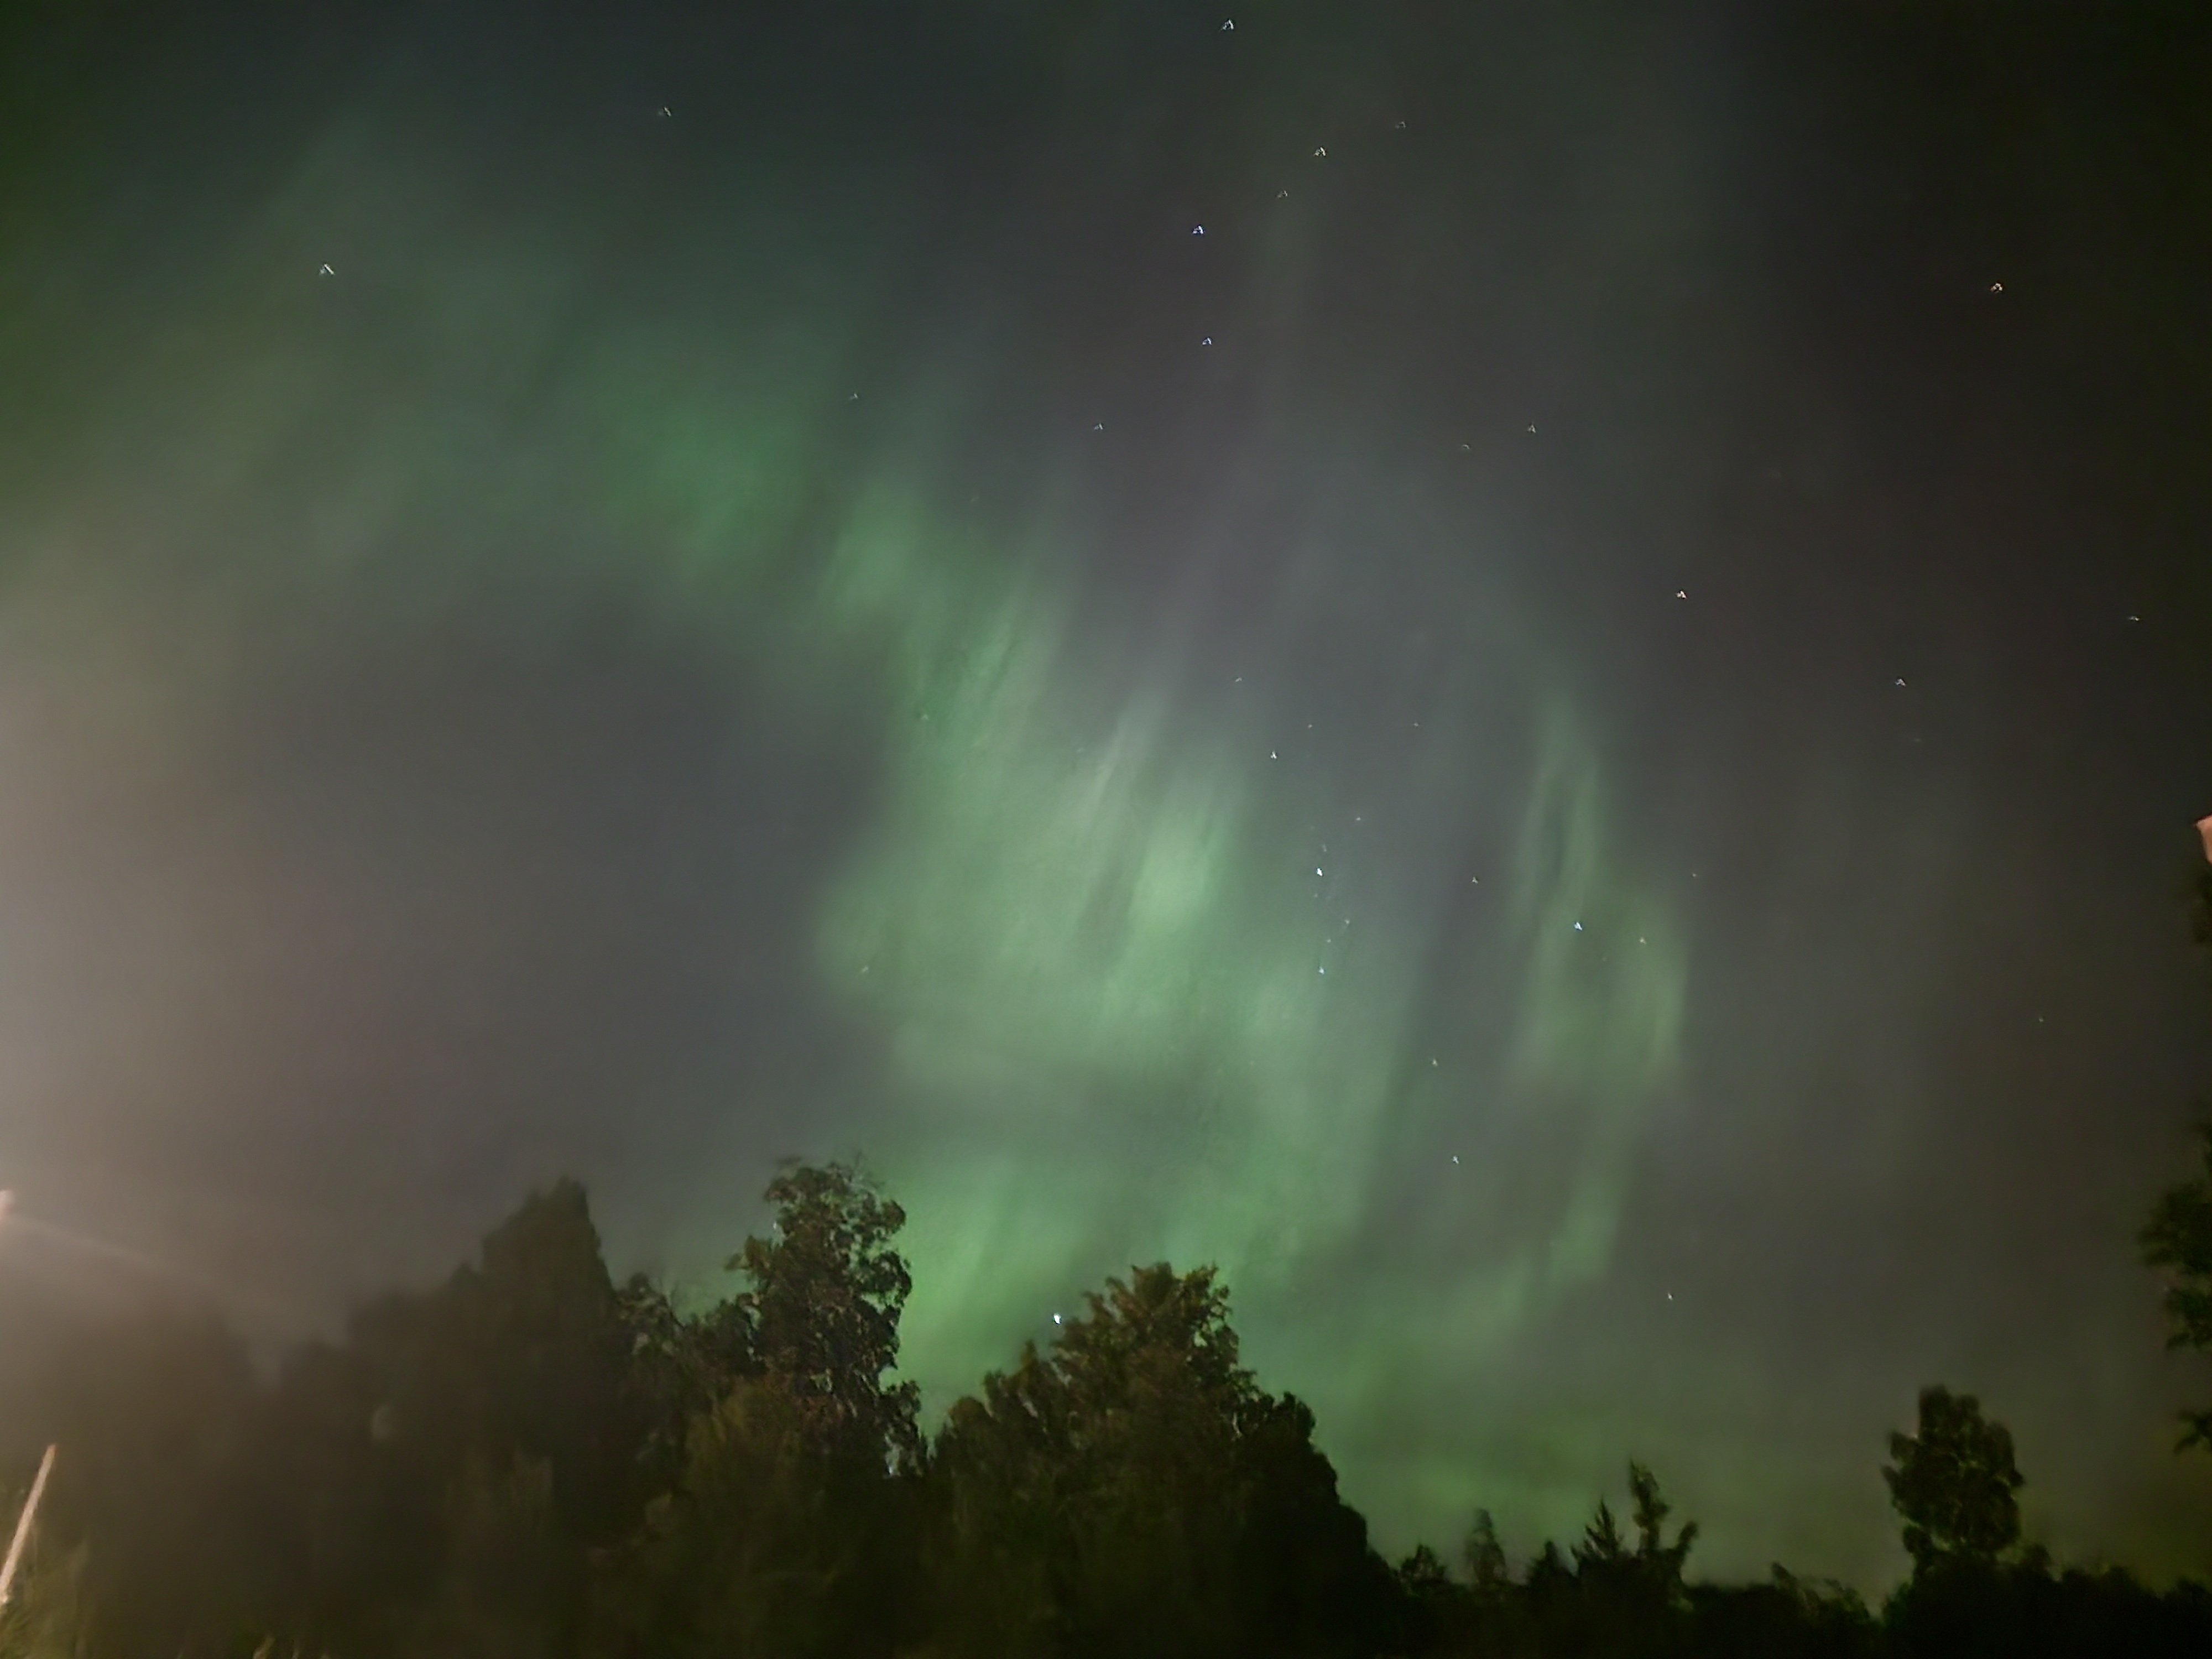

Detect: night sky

[4,0,2211,1590]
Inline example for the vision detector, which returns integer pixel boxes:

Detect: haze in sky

[2,0,2210,1588]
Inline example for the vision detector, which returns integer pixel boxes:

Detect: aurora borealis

[4,0,2212,1592]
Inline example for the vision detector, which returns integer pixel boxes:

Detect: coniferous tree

[1461,1508,1510,1601]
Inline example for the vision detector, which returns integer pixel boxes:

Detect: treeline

[1,1156,2210,1659]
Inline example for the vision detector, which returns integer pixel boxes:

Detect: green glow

[562,328,1692,1561]
[2,114,1694,1561]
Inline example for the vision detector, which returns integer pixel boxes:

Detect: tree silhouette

[2142,1123,2212,1449]
[589,1161,925,1659]
[1627,1462,1699,1597]
[13,1161,2212,1658]
[2141,830,2212,1452]
[1461,1507,1511,1601]
[731,1161,920,1469]
[1884,1386,2023,1575]
[248,1178,655,1658]
[1554,1463,1701,1655]
[931,1262,1390,1659]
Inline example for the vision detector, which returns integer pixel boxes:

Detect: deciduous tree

[1884,1386,2023,1575]
[2142,1123,2212,1449]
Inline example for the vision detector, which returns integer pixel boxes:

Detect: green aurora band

[1,87,1695,1561]
[586,335,1689,1548]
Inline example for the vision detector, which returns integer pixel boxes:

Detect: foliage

[731,1161,921,1470]
[591,1379,859,1659]
[928,1262,1393,1658]
[587,1161,924,1659]
[4,1168,2209,1659]
[2142,1120,2212,1448]
[1882,1387,2023,1575]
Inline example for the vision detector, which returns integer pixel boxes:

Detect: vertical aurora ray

[580,337,1691,1477]
[6,0,2209,1590]
[0,35,1696,1555]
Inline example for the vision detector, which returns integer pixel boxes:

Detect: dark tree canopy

[2142,1123,2212,1449]
[6,1168,2211,1659]
[1884,1387,2024,1575]
[731,1161,921,1469]
[930,1262,1394,1659]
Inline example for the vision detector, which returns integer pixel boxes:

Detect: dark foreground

[1,1162,2207,1659]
